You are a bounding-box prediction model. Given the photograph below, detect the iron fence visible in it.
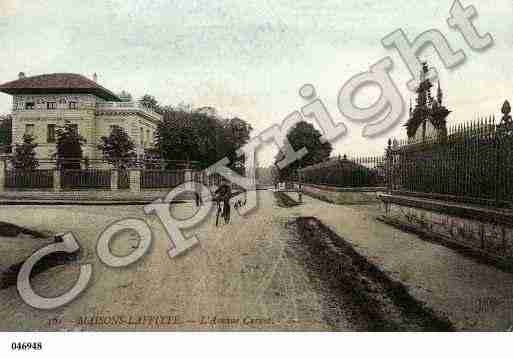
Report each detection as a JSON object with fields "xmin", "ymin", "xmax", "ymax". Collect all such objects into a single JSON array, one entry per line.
[
  {"xmin": 387, "ymin": 119, "xmax": 513, "ymax": 208},
  {"xmin": 141, "ymin": 170, "xmax": 186, "ymax": 189},
  {"xmin": 61, "ymin": 169, "xmax": 111, "ymax": 190},
  {"xmin": 5, "ymin": 170, "xmax": 53, "ymax": 189}
]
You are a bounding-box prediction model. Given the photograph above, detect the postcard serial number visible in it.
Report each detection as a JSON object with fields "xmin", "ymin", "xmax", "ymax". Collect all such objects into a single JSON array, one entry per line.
[{"xmin": 11, "ymin": 342, "xmax": 42, "ymax": 351}]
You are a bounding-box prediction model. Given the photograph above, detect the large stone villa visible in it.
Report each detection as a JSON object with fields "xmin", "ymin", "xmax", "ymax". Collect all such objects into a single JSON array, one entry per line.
[{"xmin": 0, "ymin": 72, "xmax": 162, "ymax": 167}]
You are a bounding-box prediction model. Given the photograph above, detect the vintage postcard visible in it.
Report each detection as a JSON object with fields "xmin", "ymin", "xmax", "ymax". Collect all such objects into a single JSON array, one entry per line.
[{"xmin": 0, "ymin": 0, "xmax": 512, "ymax": 353}]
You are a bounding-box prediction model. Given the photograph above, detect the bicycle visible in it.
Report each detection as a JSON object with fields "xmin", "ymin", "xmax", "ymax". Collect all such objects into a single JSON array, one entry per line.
[
  {"xmin": 214, "ymin": 197, "xmax": 230, "ymax": 226},
  {"xmin": 209, "ymin": 185, "xmax": 246, "ymax": 227}
]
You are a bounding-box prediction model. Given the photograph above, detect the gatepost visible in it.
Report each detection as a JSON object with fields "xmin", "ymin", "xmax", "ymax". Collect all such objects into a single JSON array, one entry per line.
[
  {"xmin": 0, "ymin": 159, "xmax": 5, "ymax": 191},
  {"xmin": 53, "ymin": 168, "xmax": 61, "ymax": 192},
  {"xmin": 129, "ymin": 168, "xmax": 141, "ymax": 193},
  {"xmin": 111, "ymin": 169, "xmax": 119, "ymax": 191},
  {"xmin": 184, "ymin": 161, "xmax": 193, "ymax": 193}
]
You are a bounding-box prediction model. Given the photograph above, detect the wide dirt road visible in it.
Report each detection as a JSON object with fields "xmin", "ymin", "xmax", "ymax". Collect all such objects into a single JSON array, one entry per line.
[
  {"xmin": 4, "ymin": 190, "xmax": 513, "ymax": 330},
  {"xmin": 0, "ymin": 191, "xmax": 345, "ymax": 331}
]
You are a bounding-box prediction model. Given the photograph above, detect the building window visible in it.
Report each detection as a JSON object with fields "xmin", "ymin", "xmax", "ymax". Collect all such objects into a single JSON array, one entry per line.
[
  {"xmin": 140, "ymin": 127, "xmax": 144, "ymax": 146},
  {"xmin": 69, "ymin": 124, "xmax": 78, "ymax": 136},
  {"xmin": 69, "ymin": 101, "xmax": 78, "ymax": 110},
  {"xmin": 47, "ymin": 102, "xmax": 57, "ymax": 110},
  {"xmin": 47, "ymin": 124, "xmax": 56, "ymax": 143},
  {"xmin": 25, "ymin": 102, "xmax": 35, "ymax": 110},
  {"xmin": 25, "ymin": 124, "xmax": 34, "ymax": 137},
  {"xmin": 146, "ymin": 129, "xmax": 150, "ymax": 146}
]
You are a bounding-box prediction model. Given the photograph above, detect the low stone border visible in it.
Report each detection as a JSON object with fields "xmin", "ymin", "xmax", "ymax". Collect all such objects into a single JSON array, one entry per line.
[
  {"xmin": 301, "ymin": 184, "xmax": 383, "ymax": 205},
  {"xmin": 300, "ymin": 183, "xmax": 385, "ymax": 193},
  {"xmin": 390, "ymin": 190, "xmax": 512, "ymax": 210},
  {"xmin": 379, "ymin": 193, "xmax": 513, "ymax": 271},
  {"xmin": 379, "ymin": 193, "xmax": 513, "ymax": 227},
  {"xmin": 377, "ymin": 216, "xmax": 513, "ymax": 274}
]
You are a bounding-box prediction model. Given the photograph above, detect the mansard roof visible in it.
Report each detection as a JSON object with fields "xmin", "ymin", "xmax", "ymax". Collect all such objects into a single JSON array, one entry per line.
[{"xmin": 0, "ymin": 73, "xmax": 121, "ymax": 101}]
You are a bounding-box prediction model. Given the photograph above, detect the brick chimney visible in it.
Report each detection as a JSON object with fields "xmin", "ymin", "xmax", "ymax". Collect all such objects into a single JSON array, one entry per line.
[
  {"xmin": 18, "ymin": 72, "xmax": 25, "ymax": 79},
  {"xmin": 93, "ymin": 73, "xmax": 98, "ymax": 83}
]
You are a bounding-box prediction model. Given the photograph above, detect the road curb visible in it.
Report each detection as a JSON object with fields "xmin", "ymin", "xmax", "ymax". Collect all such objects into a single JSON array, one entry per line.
[{"xmin": 0, "ymin": 200, "xmax": 190, "ymax": 206}]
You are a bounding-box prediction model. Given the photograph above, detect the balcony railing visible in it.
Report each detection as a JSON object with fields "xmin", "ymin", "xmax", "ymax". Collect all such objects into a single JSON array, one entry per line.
[
  {"xmin": 13, "ymin": 104, "xmax": 93, "ymax": 111},
  {"xmin": 96, "ymin": 101, "xmax": 161, "ymax": 118}
]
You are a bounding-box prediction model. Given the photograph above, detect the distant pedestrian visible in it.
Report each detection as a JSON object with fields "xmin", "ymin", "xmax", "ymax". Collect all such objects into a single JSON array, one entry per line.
[
  {"xmin": 193, "ymin": 182, "xmax": 203, "ymax": 207},
  {"xmin": 195, "ymin": 191, "xmax": 202, "ymax": 207}
]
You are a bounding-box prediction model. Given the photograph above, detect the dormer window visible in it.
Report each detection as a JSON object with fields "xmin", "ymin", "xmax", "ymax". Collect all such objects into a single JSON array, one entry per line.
[
  {"xmin": 47, "ymin": 102, "xmax": 57, "ymax": 110},
  {"xmin": 25, "ymin": 102, "xmax": 35, "ymax": 110}
]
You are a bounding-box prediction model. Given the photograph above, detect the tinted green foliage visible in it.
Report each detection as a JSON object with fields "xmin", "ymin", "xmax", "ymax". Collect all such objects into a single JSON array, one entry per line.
[
  {"xmin": 153, "ymin": 107, "xmax": 253, "ymax": 171},
  {"xmin": 0, "ymin": 115, "xmax": 12, "ymax": 152},
  {"xmin": 300, "ymin": 157, "xmax": 384, "ymax": 187},
  {"xmin": 10, "ymin": 134, "xmax": 39, "ymax": 170},
  {"xmin": 98, "ymin": 126, "xmax": 136, "ymax": 169},
  {"xmin": 56, "ymin": 123, "xmax": 85, "ymax": 170},
  {"xmin": 275, "ymin": 121, "xmax": 332, "ymax": 180},
  {"xmin": 140, "ymin": 94, "xmax": 162, "ymax": 114}
]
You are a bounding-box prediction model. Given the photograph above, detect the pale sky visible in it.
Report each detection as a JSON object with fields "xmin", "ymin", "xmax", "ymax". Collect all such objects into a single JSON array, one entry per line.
[{"xmin": 0, "ymin": 0, "xmax": 511, "ymax": 166}]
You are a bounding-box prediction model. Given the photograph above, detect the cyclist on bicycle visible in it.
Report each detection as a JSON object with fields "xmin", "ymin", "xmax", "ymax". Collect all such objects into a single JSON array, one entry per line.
[{"xmin": 214, "ymin": 179, "xmax": 232, "ymax": 224}]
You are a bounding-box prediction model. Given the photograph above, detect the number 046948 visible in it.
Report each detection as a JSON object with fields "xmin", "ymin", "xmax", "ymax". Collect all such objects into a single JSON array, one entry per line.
[{"xmin": 11, "ymin": 342, "xmax": 42, "ymax": 351}]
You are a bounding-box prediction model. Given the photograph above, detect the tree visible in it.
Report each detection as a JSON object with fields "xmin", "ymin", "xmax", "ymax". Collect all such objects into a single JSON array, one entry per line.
[
  {"xmin": 140, "ymin": 94, "xmax": 161, "ymax": 113},
  {"xmin": 0, "ymin": 115, "xmax": 12, "ymax": 153},
  {"xmin": 98, "ymin": 126, "xmax": 136, "ymax": 169},
  {"xmin": 11, "ymin": 134, "xmax": 39, "ymax": 170},
  {"xmin": 154, "ymin": 107, "xmax": 253, "ymax": 171},
  {"xmin": 218, "ymin": 117, "xmax": 253, "ymax": 175},
  {"xmin": 55, "ymin": 123, "xmax": 85, "ymax": 170},
  {"xmin": 142, "ymin": 147, "xmax": 161, "ymax": 169},
  {"xmin": 274, "ymin": 121, "xmax": 332, "ymax": 180}
]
